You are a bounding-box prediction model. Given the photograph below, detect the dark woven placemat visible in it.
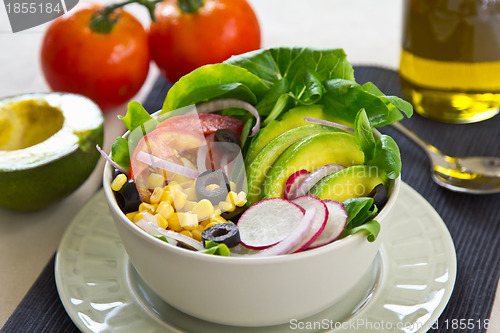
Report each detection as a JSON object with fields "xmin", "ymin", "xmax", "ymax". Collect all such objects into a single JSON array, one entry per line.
[{"xmin": 2, "ymin": 66, "xmax": 499, "ymax": 333}]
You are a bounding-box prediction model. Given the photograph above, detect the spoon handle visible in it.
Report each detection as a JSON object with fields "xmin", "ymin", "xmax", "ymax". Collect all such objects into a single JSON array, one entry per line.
[{"xmin": 390, "ymin": 122, "xmax": 441, "ymax": 156}]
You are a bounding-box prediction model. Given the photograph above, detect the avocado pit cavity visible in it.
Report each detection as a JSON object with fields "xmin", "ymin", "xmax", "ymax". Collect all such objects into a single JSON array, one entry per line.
[{"xmin": 0, "ymin": 99, "xmax": 64, "ymax": 151}]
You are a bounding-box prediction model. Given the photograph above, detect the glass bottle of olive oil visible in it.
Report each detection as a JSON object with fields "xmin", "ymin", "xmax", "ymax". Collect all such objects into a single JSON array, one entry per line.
[{"xmin": 399, "ymin": 0, "xmax": 500, "ymax": 123}]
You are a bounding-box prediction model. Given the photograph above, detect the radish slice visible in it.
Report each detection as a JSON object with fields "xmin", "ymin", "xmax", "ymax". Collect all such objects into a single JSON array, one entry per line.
[
  {"xmin": 308, "ymin": 200, "xmax": 348, "ymax": 249},
  {"xmin": 304, "ymin": 117, "xmax": 354, "ymax": 134},
  {"xmin": 284, "ymin": 169, "xmax": 310, "ymax": 200},
  {"xmin": 252, "ymin": 208, "xmax": 316, "ymax": 257},
  {"xmin": 196, "ymin": 99, "xmax": 261, "ymax": 137},
  {"xmin": 136, "ymin": 151, "xmax": 200, "ymax": 179},
  {"xmin": 289, "ymin": 196, "xmax": 328, "ymax": 253},
  {"xmin": 291, "ymin": 164, "xmax": 345, "ymax": 199},
  {"xmin": 136, "ymin": 219, "xmax": 205, "ymax": 251},
  {"xmin": 238, "ymin": 198, "xmax": 305, "ymax": 249}
]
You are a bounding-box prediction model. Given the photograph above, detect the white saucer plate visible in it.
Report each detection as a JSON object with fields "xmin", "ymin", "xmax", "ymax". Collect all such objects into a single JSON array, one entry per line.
[{"xmin": 55, "ymin": 182, "xmax": 456, "ymax": 333}]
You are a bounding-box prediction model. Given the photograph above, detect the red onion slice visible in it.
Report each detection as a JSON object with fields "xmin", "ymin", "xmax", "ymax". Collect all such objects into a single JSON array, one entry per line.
[
  {"xmin": 196, "ymin": 99, "xmax": 260, "ymax": 137},
  {"xmin": 304, "ymin": 117, "xmax": 354, "ymax": 134},
  {"xmin": 196, "ymin": 144, "xmax": 209, "ymax": 173},
  {"xmin": 136, "ymin": 219, "xmax": 205, "ymax": 251},
  {"xmin": 96, "ymin": 144, "xmax": 128, "ymax": 174},
  {"xmin": 136, "ymin": 151, "xmax": 199, "ymax": 179}
]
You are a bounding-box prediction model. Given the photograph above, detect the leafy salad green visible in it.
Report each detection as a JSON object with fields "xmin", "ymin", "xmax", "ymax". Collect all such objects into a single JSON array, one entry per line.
[{"xmin": 110, "ymin": 47, "xmax": 412, "ymax": 244}]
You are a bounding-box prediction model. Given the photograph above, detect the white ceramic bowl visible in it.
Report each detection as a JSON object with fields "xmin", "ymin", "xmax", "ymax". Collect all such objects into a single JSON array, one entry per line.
[{"xmin": 103, "ymin": 151, "xmax": 400, "ymax": 326}]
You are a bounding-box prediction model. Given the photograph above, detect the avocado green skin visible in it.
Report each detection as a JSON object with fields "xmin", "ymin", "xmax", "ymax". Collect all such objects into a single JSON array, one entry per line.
[
  {"xmin": 0, "ymin": 127, "xmax": 103, "ymax": 211},
  {"xmin": 262, "ymin": 132, "xmax": 364, "ymax": 199},
  {"xmin": 246, "ymin": 125, "xmax": 339, "ymax": 205},
  {"xmin": 309, "ymin": 165, "xmax": 387, "ymax": 203}
]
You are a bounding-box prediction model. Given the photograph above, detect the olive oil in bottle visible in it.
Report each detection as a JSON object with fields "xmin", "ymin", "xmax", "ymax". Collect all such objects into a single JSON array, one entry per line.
[{"xmin": 399, "ymin": 0, "xmax": 500, "ymax": 123}]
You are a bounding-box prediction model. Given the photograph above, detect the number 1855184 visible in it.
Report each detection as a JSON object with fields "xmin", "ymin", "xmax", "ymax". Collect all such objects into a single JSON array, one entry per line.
[{"xmin": 6, "ymin": 2, "xmax": 62, "ymax": 14}]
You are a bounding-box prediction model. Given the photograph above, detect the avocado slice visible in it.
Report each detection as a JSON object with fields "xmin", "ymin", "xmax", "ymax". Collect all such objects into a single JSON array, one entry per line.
[
  {"xmin": 262, "ymin": 132, "xmax": 364, "ymax": 199},
  {"xmin": 0, "ymin": 93, "xmax": 103, "ymax": 211},
  {"xmin": 246, "ymin": 124, "xmax": 340, "ymax": 204},
  {"xmin": 245, "ymin": 104, "xmax": 350, "ymax": 163},
  {"xmin": 309, "ymin": 165, "xmax": 387, "ymax": 202}
]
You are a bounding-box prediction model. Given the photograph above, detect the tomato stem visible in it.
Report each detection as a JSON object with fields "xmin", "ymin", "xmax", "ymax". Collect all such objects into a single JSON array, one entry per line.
[
  {"xmin": 89, "ymin": 0, "xmax": 162, "ymax": 33},
  {"xmin": 178, "ymin": 0, "xmax": 204, "ymax": 13}
]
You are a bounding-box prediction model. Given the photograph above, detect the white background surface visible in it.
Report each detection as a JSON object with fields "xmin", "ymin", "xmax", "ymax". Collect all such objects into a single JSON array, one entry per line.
[{"xmin": 0, "ymin": 0, "xmax": 498, "ymax": 331}]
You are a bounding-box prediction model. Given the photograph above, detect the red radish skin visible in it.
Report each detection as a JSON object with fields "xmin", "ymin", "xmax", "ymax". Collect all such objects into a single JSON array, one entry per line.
[
  {"xmin": 284, "ymin": 169, "xmax": 310, "ymax": 200},
  {"xmin": 252, "ymin": 208, "xmax": 317, "ymax": 257},
  {"xmin": 308, "ymin": 200, "xmax": 347, "ymax": 249},
  {"xmin": 291, "ymin": 164, "xmax": 345, "ymax": 199},
  {"xmin": 289, "ymin": 196, "xmax": 328, "ymax": 253},
  {"xmin": 238, "ymin": 198, "xmax": 305, "ymax": 249}
]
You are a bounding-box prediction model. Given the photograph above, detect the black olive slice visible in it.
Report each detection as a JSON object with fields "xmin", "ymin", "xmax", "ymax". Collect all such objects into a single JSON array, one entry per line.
[
  {"xmin": 195, "ymin": 169, "xmax": 230, "ymax": 205},
  {"xmin": 202, "ymin": 223, "xmax": 240, "ymax": 248},
  {"xmin": 214, "ymin": 129, "xmax": 241, "ymax": 155},
  {"xmin": 368, "ymin": 183, "xmax": 388, "ymax": 210},
  {"xmin": 114, "ymin": 179, "xmax": 142, "ymax": 213},
  {"xmin": 221, "ymin": 205, "xmax": 246, "ymax": 222}
]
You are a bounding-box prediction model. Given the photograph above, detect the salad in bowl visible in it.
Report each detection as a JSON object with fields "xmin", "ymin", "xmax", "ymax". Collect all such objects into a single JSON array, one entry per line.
[{"xmin": 101, "ymin": 47, "xmax": 412, "ymax": 326}]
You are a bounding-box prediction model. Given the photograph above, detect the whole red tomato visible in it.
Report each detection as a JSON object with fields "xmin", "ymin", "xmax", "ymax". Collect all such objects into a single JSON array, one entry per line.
[
  {"xmin": 149, "ymin": 0, "xmax": 261, "ymax": 83},
  {"xmin": 41, "ymin": 3, "xmax": 150, "ymax": 111}
]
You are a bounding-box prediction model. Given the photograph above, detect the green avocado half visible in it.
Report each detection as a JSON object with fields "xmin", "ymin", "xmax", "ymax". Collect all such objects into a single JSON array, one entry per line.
[
  {"xmin": 262, "ymin": 132, "xmax": 364, "ymax": 199},
  {"xmin": 0, "ymin": 93, "xmax": 104, "ymax": 211}
]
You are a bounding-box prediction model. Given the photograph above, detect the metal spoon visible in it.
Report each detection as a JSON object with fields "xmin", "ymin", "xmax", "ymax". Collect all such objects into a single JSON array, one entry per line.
[{"xmin": 390, "ymin": 121, "xmax": 500, "ymax": 194}]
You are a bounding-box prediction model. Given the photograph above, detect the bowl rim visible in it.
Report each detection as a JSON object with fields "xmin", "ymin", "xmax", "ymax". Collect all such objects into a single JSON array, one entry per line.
[{"xmin": 103, "ymin": 109, "xmax": 401, "ymax": 264}]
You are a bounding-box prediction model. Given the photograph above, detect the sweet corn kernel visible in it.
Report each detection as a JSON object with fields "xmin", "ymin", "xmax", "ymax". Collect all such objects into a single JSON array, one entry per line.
[
  {"xmin": 206, "ymin": 183, "xmax": 220, "ymax": 191},
  {"xmin": 160, "ymin": 189, "xmax": 174, "ymax": 205},
  {"xmin": 111, "ymin": 174, "xmax": 127, "ymax": 192},
  {"xmin": 200, "ymin": 218, "xmax": 212, "ymax": 227},
  {"xmin": 210, "ymin": 215, "xmax": 227, "ymax": 224},
  {"xmin": 183, "ymin": 186, "xmax": 197, "ymax": 201},
  {"xmin": 154, "ymin": 213, "xmax": 169, "ymax": 229},
  {"xmin": 139, "ymin": 202, "xmax": 156, "ymax": 214},
  {"xmin": 180, "ymin": 156, "xmax": 197, "ymax": 170},
  {"xmin": 167, "ymin": 181, "xmax": 182, "ymax": 192},
  {"xmin": 236, "ymin": 191, "xmax": 247, "ymax": 207},
  {"xmin": 168, "ymin": 213, "xmax": 183, "ymax": 232},
  {"xmin": 149, "ymin": 187, "xmax": 164, "ymax": 204},
  {"xmin": 213, "ymin": 206, "xmax": 221, "ymax": 217},
  {"xmin": 226, "ymin": 191, "xmax": 238, "ymax": 205},
  {"xmin": 204, "ymin": 221, "xmax": 219, "ymax": 230},
  {"xmin": 126, "ymin": 212, "xmax": 137, "ymax": 221},
  {"xmin": 192, "ymin": 227, "xmax": 203, "ymax": 242},
  {"xmin": 148, "ymin": 173, "xmax": 165, "ymax": 189},
  {"xmin": 181, "ymin": 180, "xmax": 195, "ymax": 189},
  {"xmin": 180, "ymin": 213, "xmax": 199, "ymax": 230},
  {"xmin": 182, "ymin": 200, "xmax": 197, "ymax": 212},
  {"xmin": 172, "ymin": 190, "xmax": 188, "ymax": 210},
  {"xmin": 157, "ymin": 202, "xmax": 174, "ymax": 219},
  {"xmin": 133, "ymin": 213, "xmax": 145, "ymax": 223},
  {"xmin": 218, "ymin": 200, "xmax": 235, "ymax": 213},
  {"xmin": 192, "ymin": 199, "xmax": 214, "ymax": 221},
  {"xmin": 230, "ymin": 181, "xmax": 237, "ymax": 192},
  {"xmin": 180, "ymin": 230, "xmax": 193, "ymax": 238}
]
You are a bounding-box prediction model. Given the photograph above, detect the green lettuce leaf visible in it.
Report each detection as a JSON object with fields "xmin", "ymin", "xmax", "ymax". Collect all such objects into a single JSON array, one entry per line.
[
  {"xmin": 162, "ymin": 63, "xmax": 269, "ymax": 112},
  {"xmin": 110, "ymin": 137, "xmax": 130, "ymax": 171},
  {"xmin": 354, "ymin": 109, "xmax": 376, "ymax": 162},
  {"xmin": 118, "ymin": 101, "xmax": 157, "ymax": 132},
  {"xmin": 201, "ymin": 241, "xmax": 230, "ymax": 256}
]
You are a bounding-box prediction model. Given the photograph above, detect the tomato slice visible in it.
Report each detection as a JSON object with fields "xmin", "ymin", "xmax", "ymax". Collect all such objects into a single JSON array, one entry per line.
[
  {"xmin": 157, "ymin": 113, "xmax": 244, "ymax": 137},
  {"xmin": 130, "ymin": 127, "xmax": 204, "ymax": 200}
]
